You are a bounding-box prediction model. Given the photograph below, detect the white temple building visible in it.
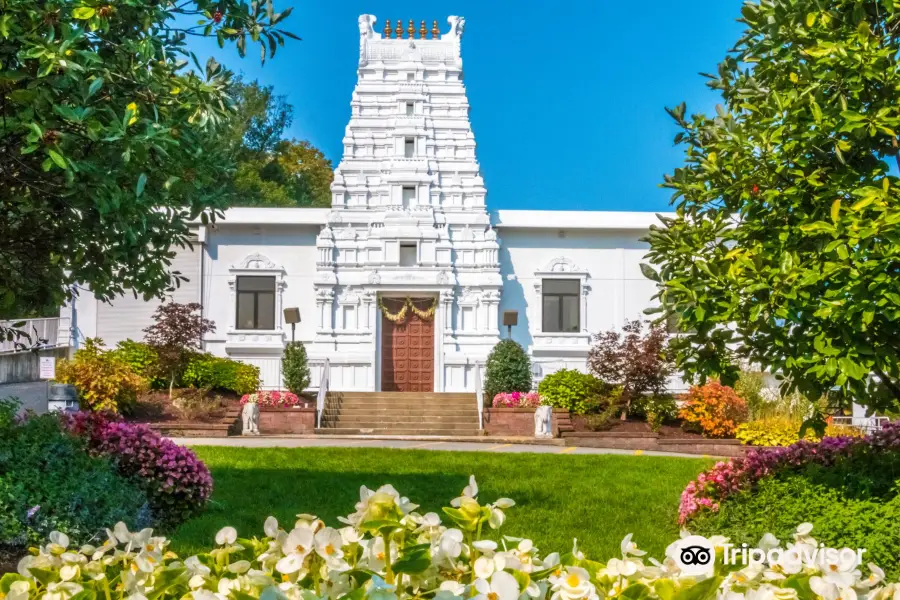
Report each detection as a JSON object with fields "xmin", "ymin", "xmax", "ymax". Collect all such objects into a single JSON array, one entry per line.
[{"xmin": 61, "ymin": 15, "xmax": 672, "ymax": 392}]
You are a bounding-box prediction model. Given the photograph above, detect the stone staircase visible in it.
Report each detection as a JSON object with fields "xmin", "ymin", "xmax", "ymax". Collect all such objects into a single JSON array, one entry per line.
[{"xmin": 317, "ymin": 392, "xmax": 482, "ymax": 436}]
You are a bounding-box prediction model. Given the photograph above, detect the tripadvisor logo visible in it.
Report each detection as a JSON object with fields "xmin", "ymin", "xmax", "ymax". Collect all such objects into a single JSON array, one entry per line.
[{"xmin": 671, "ymin": 535, "xmax": 715, "ymax": 576}]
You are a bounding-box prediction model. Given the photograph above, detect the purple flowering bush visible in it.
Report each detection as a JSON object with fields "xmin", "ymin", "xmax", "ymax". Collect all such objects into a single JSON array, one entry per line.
[
  {"xmin": 679, "ymin": 421, "xmax": 900, "ymax": 524},
  {"xmin": 491, "ymin": 391, "xmax": 541, "ymax": 408},
  {"xmin": 64, "ymin": 411, "xmax": 213, "ymax": 525}
]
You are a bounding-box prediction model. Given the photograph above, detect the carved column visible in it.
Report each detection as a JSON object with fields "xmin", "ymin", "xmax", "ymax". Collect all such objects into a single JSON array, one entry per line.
[
  {"xmin": 362, "ymin": 292, "xmax": 376, "ymax": 330},
  {"xmin": 441, "ymin": 290, "xmax": 454, "ymax": 334},
  {"xmin": 533, "ymin": 281, "xmax": 543, "ymax": 334},
  {"xmin": 581, "ymin": 284, "xmax": 591, "ymax": 333}
]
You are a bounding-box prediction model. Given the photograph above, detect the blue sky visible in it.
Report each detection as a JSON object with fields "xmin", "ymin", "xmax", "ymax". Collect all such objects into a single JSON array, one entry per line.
[{"xmin": 188, "ymin": 1, "xmax": 746, "ymax": 212}]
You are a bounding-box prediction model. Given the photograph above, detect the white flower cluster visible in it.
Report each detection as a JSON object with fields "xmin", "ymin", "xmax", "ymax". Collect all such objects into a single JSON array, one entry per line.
[{"xmin": 6, "ymin": 476, "xmax": 898, "ymax": 600}]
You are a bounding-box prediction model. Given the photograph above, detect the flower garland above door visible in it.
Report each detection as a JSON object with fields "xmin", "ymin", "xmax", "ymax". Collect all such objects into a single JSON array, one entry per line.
[{"xmin": 378, "ymin": 297, "xmax": 437, "ymax": 323}]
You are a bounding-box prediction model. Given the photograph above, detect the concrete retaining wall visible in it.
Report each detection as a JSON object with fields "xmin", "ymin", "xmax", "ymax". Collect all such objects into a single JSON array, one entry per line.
[{"xmin": 0, "ymin": 347, "xmax": 69, "ymax": 384}]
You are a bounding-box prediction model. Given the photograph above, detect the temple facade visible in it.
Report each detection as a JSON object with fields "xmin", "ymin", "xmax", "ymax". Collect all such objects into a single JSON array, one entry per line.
[{"xmin": 62, "ymin": 16, "xmax": 672, "ymax": 392}]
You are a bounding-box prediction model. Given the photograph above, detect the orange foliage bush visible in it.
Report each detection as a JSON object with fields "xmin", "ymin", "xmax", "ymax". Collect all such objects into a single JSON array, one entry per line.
[
  {"xmin": 56, "ymin": 338, "xmax": 148, "ymax": 413},
  {"xmin": 679, "ymin": 380, "xmax": 748, "ymax": 438}
]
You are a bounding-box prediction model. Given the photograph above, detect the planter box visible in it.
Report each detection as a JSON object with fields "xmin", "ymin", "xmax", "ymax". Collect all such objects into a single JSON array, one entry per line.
[
  {"xmin": 258, "ymin": 407, "xmax": 316, "ymax": 434},
  {"xmin": 483, "ymin": 408, "xmax": 568, "ymax": 437}
]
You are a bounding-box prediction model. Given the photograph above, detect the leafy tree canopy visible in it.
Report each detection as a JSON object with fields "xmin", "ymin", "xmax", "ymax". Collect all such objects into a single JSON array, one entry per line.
[
  {"xmin": 644, "ymin": 0, "xmax": 900, "ymax": 413},
  {"xmin": 0, "ymin": 0, "xmax": 296, "ymax": 328},
  {"xmin": 227, "ymin": 80, "xmax": 333, "ymax": 208}
]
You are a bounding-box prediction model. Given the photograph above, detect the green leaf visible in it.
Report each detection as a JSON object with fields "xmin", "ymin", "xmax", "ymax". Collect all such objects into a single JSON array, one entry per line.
[
  {"xmin": 0, "ymin": 574, "xmax": 27, "ymax": 593},
  {"xmin": 73, "ymin": 7, "xmax": 96, "ymax": 19},
  {"xmin": 806, "ymin": 12, "xmax": 816, "ymax": 27},
  {"xmin": 851, "ymin": 198, "xmax": 873, "ymax": 212},
  {"xmin": 136, "ymin": 173, "xmax": 147, "ymax": 197},
  {"xmin": 673, "ymin": 576, "xmax": 722, "ymax": 600},
  {"xmin": 640, "ymin": 263, "xmax": 660, "ymax": 282},
  {"xmin": 27, "ymin": 568, "xmax": 58, "ymax": 586},
  {"xmin": 48, "ymin": 149, "xmax": 67, "ymax": 169},
  {"xmin": 654, "ymin": 580, "xmax": 676, "ymax": 600},
  {"xmin": 830, "ymin": 199, "xmax": 841, "ymax": 222},
  {"xmin": 88, "ymin": 77, "xmax": 103, "ymax": 97},
  {"xmin": 621, "ymin": 584, "xmax": 652, "ymax": 600}
]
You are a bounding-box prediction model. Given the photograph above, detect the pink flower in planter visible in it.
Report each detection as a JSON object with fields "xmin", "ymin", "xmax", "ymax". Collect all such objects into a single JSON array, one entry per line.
[
  {"xmin": 492, "ymin": 392, "xmax": 541, "ymax": 409},
  {"xmin": 240, "ymin": 390, "xmax": 301, "ymax": 408}
]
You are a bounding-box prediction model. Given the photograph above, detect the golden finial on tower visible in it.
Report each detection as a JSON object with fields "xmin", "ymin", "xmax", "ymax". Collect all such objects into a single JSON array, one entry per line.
[
  {"xmin": 419, "ymin": 20, "xmax": 427, "ymax": 38},
  {"xmin": 383, "ymin": 18, "xmax": 392, "ymax": 37},
  {"xmin": 395, "ymin": 20, "xmax": 403, "ymax": 38},
  {"xmin": 407, "ymin": 19, "xmax": 415, "ymax": 38},
  {"xmin": 431, "ymin": 19, "xmax": 439, "ymax": 38}
]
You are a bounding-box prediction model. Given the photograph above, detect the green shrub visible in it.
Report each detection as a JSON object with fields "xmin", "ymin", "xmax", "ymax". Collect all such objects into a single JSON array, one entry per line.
[
  {"xmin": 0, "ymin": 399, "xmax": 147, "ymax": 547},
  {"xmin": 282, "ymin": 342, "xmax": 311, "ymax": 394},
  {"xmin": 181, "ymin": 353, "xmax": 260, "ymax": 395},
  {"xmin": 537, "ymin": 369, "xmax": 603, "ymax": 414},
  {"xmin": 54, "ymin": 338, "xmax": 148, "ymax": 413},
  {"xmin": 690, "ymin": 472, "xmax": 900, "ymax": 580},
  {"xmin": 483, "ymin": 339, "xmax": 532, "ymax": 400},
  {"xmin": 630, "ymin": 394, "xmax": 678, "ymax": 431},
  {"xmin": 112, "ymin": 339, "xmax": 165, "ymax": 389}
]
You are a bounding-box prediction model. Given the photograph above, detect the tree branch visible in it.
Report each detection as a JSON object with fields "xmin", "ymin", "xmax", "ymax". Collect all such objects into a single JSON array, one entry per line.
[{"xmin": 873, "ymin": 366, "xmax": 900, "ymax": 401}]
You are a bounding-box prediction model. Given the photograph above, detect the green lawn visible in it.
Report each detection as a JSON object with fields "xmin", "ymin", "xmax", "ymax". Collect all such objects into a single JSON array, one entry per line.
[{"xmin": 170, "ymin": 447, "xmax": 712, "ymax": 561}]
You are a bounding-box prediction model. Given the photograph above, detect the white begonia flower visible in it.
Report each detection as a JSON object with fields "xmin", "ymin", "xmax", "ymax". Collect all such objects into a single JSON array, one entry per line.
[
  {"xmin": 264, "ymin": 517, "xmax": 280, "ymax": 538},
  {"xmin": 215, "ymin": 527, "xmax": 238, "ymax": 545},
  {"xmin": 7, "ymin": 580, "xmax": 31, "ymax": 600},
  {"xmin": 184, "ymin": 555, "xmax": 211, "ymax": 576},
  {"xmin": 473, "ymin": 540, "xmax": 498, "ymax": 554},
  {"xmin": 758, "ymin": 533, "xmax": 781, "ymax": 552},
  {"xmin": 188, "ymin": 575, "xmax": 206, "ymax": 589},
  {"xmin": 276, "ymin": 527, "xmax": 315, "ymax": 574},
  {"xmin": 191, "ymin": 590, "xmax": 221, "ymax": 600},
  {"xmin": 228, "ymin": 560, "xmax": 251, "ymax": 574},
  {"xmin": 860, "ymin": 564, "xmax": 886, "ymax": 588},
  {"xmin": 620, "ymin": 533, "xmax": 647, "ymax": 558},
  {"xmin": 47, "ymin": 531, "xmax": 70, "ymax": 554},
  {"xmin": 550, "ymin": 567, "xmax": 597, "ymax": 600},
  {"xmin": 367, "ymin": 576, "xmax": 398, "ymax": 600},
  {"xmin": 605, "ymin": 557, "xmax": 639, "ymax": 578},
  {"xmin": 450, "ymin": 475, "xmax": 479, "ymax": 508},
  {"xmin": 811, "ymin": 577, "xmax": 858, "ymax": 600},
  {"xmin": 440, "ymin": 581, "xmax": 466, "ymax": 596},
  {"xmin": 821, "ymin": 550, "xmax": 861, "ymax": 588},
  {"xmin": 44, "ymin": 582, "xmax": 83, "ymax": 600},
  {"xmin": 438, "ymin": 529, "xmax": 464, "ymax": 559},
  {"xmin": 339, "ymin": 526, "xmax": 361, "ymax": 545},
  {"xmin": 315, "ymin": 527, "xmax": 344, "ymax": 561},
  {"xmin": 474, "ymin": 571, "xmax": 520, "ymax": 600},
  {"xmin": 125, "ymin": 594, "xmax": 148, "ymax": 600},
  {"xmin": 474, "ymin": 556, "xmax": 497, "ymax": 579},
  {"xmin": 795, "ymin": 523, "xmax": 814, "ymax": 536}
]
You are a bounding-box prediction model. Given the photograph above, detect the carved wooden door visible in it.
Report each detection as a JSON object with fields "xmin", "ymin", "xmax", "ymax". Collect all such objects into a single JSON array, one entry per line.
[{"xmin": 381, "ymin": 298, "xmax": 435, "ymax": 392}]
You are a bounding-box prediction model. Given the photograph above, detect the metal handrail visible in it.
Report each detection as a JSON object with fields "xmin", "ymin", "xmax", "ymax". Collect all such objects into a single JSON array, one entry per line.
[
  {"xmin": 474, "ymin": 362, "xmax": 484, "ymax": 430},
  {"xmin": 830, "ymin": 416, "xmax": 890, "ymax": 433},
  {"xmin": 316, "ymin": 359, "xmax": 330, "ymax": 428}
]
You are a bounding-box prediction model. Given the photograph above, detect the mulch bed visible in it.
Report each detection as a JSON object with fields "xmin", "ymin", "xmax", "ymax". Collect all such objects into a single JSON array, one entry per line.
[
  {"xmin": 127, "ymin": 389, "xmax": 242, "ymax": 424},
  {"xmin": 571, "ymin": 416, "xmax": 707, "ymax": 439},
  {"xmin": 0, "ymin": 544, "xmax": 24, "ymax": 575}
]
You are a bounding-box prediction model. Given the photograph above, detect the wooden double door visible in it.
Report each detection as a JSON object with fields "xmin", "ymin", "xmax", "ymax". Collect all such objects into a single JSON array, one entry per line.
[{"xmin": 381, "ymin": 298, "xmax": 435, "ymax": 392}]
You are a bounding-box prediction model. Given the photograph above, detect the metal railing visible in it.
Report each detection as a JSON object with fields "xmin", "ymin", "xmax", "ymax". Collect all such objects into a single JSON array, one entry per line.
[
  {"xmin": 474, "ymin": 362, "xmax": 483, "ymax": 430},
  {"xmin": 0, "ymin": 318, "xmax": 65, "ymax": 354},
  {"xmin": 316, "ymin": 359, "xmax": 330, "ymax": 429},
  {"xmin": 830, "ymin": 416, "xmax": 890, "ymax": 434}
]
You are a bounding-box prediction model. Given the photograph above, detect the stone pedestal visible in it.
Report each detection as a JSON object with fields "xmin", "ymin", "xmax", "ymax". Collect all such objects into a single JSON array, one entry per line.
[{"xmin": 241, "ymin": 403, "xmax": 260, "ymax": 436}]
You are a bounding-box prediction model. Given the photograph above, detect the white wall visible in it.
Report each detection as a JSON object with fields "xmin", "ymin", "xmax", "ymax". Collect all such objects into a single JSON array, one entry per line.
[
  {"xmin": 201, "ymin": 223, "xmax": 320, "ymax": 388},
  {"xmin": 498, "ymin": 227, "xmax": 659, "ymax": 380}
]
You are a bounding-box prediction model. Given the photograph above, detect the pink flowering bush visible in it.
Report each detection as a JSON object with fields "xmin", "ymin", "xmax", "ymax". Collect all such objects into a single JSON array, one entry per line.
[
  {"xmin": 63, "ymin": 411, "xmax": 213, "ymax": 524},
  {"xmin": 678, "ymin": 421, "xmax": 900, "ymax": 524},
  {"xmin": 492, "ymin": 391, "xmax": 540, "ymax": 408},
  {"xmin": 240, "ymin": 390, "xmax": 302, "ymax": 408}
]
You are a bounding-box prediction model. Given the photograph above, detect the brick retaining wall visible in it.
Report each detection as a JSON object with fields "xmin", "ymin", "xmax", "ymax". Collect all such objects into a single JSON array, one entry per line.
[
  {"xmin": 483, "ymin": 408, "xmax": 569, "ymax": 437},
  {"xmin": 258, "ymin": 407, "xmax": 316, "ymax": 434}
]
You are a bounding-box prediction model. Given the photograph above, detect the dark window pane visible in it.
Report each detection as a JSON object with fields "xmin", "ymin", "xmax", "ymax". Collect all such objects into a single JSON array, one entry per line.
[
  {"xmin": 237, "ymin": 292, "xmax": 256, "ymax": 329},
  {"xmin": 543, "ymin": 296, "xmax": 561, "ymax": 332},
  {"xmin": 237, "ymin": 276, "xmax": 276, "ymax": 292},
  {"xmin": 543, "ymin": 279, "xmax": 579, "ymax": 294},
  {"xmin": 256, "ymin": 293, "xmax": 276, "ymax": 330},
  {"xmin": 562, "ymin": 296, "xmax": 580, "ymax": 332}
]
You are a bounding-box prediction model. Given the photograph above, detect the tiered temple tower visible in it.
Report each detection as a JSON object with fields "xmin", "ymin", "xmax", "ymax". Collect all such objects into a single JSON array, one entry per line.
[{"xmin": 309, "ymin": 15, "xmax": 502, "ymax": 392}]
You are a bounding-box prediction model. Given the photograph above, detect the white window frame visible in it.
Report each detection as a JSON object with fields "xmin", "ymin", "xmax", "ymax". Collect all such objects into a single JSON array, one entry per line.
[
  {"xmin": 532, "ymin": 257, "xmax": 590, "ymax": 336},
  {"xmin": 227, "ymin": 253, "xmax": 286, "ymax": 333}
]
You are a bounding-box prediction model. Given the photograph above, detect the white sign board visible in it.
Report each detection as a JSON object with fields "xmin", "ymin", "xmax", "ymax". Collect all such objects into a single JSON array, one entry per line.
[{"xmin": 39, "ymin": 356, "xmax": 56, "ymax": 380}]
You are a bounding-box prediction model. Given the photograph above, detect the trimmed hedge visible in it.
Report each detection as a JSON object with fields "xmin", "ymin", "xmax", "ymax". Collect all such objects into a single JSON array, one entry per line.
[
  {"xmin": 483, "ymin": 339, "xmax": 532, "ymax": 401},
  {"xmin": 537, "ymin": 369, "xmax": 603, "ymax": 415},
  {"xmin": 181, "ymin": 352, "xmax": 260, "ymax": 395}
]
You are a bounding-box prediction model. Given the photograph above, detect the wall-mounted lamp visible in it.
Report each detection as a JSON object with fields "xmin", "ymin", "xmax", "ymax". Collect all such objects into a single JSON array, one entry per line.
[{"xmin": 283, "ymin": 307, "xmax": 301, "ymax": 343}]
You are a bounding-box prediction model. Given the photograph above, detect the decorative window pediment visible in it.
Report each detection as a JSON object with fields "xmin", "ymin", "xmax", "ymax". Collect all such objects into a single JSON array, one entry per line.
[{"xmin": 532, "ymin": 256, "xmax": 591, "ymax": 339}]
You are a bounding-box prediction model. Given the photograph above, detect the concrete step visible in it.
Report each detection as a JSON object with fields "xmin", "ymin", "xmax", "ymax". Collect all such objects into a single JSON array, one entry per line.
[
  {"xmin": 316, "ymin": 427, "xmax": 484, "ymax": 436},
  {"xmin": 324, "ymin": 408, "xmax": 479, "ymax": 416},
  {"xmin": 328, "ymin": 393, "xmax": 475, "ymax": 399},
  {"xmin": 325, "ymin": 420, "xmax": 478, "ymax": 429},
  {"xmin": 325, "ymin": 414, "xmax": 478, "ymax": 426},
  {"xmin": 327, "ymin": 401, "xmax": 477, "ymax": 409}
]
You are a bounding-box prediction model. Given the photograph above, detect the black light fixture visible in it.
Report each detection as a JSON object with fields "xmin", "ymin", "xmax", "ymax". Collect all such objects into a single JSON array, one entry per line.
[
  {"xmin": 502, "ymin": 310, "xmax": 518, "ymax": 338},
  {"xmin": 283, "ymin": 307, "xmax": 301, "ymax": 343}
]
